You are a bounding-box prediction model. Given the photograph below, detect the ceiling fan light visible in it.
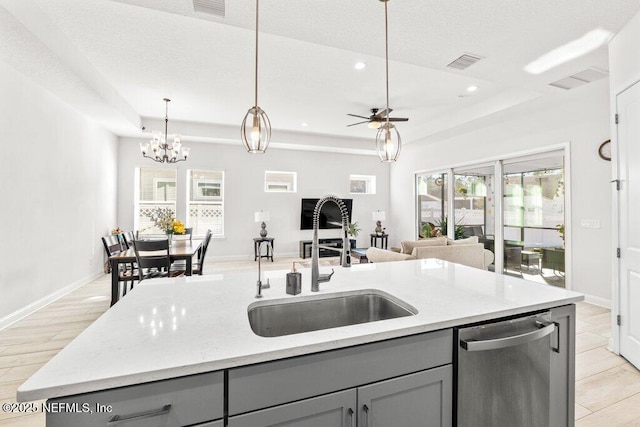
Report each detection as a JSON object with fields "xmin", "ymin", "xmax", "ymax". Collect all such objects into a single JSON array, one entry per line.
[
  {"xmin": 241, "ymin": 106, "xmax": 271, "ymax": 153},
  {"xmin": 368, "ymin": 120, "xmax": 381, "ymax": 129},
  {"xmin": 375, "ymin": 122, "xmax": 401, "ymax": 162}
]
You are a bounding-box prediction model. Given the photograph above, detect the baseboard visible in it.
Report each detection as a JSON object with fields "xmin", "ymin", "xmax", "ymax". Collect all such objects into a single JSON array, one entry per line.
[
  {"xmin": 583, "ymin": 294, "xmax": 611, "ymax": 309},
  {"xmin": 0, "ymin": 272, "xmax": 103, "ymax": 331}
]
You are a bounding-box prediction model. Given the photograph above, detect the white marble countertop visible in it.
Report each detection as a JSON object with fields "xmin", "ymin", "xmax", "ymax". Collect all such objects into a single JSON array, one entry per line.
[{"xmin": 18, "ymin": 259, "xmax": 583, "ymax": 401}]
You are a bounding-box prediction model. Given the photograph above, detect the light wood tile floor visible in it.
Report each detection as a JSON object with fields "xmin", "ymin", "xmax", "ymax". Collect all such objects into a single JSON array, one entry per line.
[{"xmin": 0, "ymin": 256, "xmax": 638, "ymax": 426}]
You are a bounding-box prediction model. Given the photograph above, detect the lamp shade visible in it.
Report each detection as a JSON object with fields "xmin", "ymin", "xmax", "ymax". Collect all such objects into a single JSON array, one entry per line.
[
  {"xmin": 255, "ymin": 211, "xmax": 270, "ymax": 222},
  {"xmin": 372, "ymin": 210, "xmax": 386, "ymax": 221}
]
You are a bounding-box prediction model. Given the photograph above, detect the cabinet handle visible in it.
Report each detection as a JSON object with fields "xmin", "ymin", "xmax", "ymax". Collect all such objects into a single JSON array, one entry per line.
[
  {"xmin": 552, "ymin": 321, "xmax": 560, "ymax": 353},
  {"xmin": 107, "ymin": 404, "xmax": 171, "ymax": 425},
  {"xmin": 347, "ymin": 408, "xmax": 354, "ymax": 427},
  {"xmin": 363, "ymin": 404, "xmax": 369, "ymax": 427}
]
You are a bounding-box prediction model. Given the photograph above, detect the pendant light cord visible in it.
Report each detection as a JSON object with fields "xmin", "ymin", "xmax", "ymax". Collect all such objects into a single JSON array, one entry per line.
[
  {"xmin": 164, "ymin": 98, "xmax": 169, "ymax": 146},
  {"xmin": 384, "ymin": 0, "xmax": 390, "ymax": 127},
  {"xmin": 254, "ymin": 0, "xmax": 259, "ymax": 108}
]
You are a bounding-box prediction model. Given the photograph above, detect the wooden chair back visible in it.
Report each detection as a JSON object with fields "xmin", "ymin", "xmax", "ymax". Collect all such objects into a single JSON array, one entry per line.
[
  {"xmin": 121, "ymin": 231, "xmax": 136, "ymax": 249},
  {"xmin": 102, "ymin": 235, "xmax": 124, "ymax": 257},
  {"xmin": 196, "ymin": 229, "xmax": 213, "ymax": 274},
  {"xmin": 133, "ymin": 239, "xmax": 171, "ymax": 281}
]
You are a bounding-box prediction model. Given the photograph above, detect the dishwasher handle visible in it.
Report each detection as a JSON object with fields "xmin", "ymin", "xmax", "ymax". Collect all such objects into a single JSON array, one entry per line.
[{"xmin": 460, "ymin": 321, "xmax": 555, "ymax": 352}]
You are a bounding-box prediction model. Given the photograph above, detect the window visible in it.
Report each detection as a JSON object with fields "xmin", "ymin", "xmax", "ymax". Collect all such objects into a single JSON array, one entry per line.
[
  {"xmin": 136, "ymin": 168, "xmax": 177, "ymax": 234},
  {"xmin": 349, "ymin": 175, "xmax": 376, "ymax": 194},
  {"xmin": 264, "ymin": 171, "xmax": 297, "ymax": 192},
  {"xmin": 188, "ymin": 170, "xmax": 225, "ymax": 237}
]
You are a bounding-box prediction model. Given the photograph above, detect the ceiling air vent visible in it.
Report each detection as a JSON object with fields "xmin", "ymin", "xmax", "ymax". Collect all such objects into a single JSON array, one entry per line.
[
  {"xmin": 549, "ymin": 67, "xmax": 608, "ymax": 90},
  {"xmin": 446, "ymin": 53, "xmax": 484, "ymax": 70},
  {"xmin": 193, "ymin": 0, "xmax": 225, "ymax": 17}
]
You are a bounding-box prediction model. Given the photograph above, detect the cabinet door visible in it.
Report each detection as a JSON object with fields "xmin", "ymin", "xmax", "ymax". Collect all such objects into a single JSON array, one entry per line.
[
  {"xmin": 358, "ymin": 365, "xmax": 452, "ymax": 427},
  {"xmin": 228, "ymin": 389, "xmax": 356, "ymax": 427},
  {"xmin": 549, "ymin": 304, "xmax": 576, "ymax": 426}
]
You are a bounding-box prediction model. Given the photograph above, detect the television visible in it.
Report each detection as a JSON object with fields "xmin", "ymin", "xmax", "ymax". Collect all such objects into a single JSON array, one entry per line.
[{"xmin": 300, "ymin": 198, "xmax": 353, "ymax": 230}]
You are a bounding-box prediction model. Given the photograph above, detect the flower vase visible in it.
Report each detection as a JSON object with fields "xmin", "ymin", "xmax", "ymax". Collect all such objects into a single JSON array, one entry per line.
[{"xmin": 166, "ymin": 233, "xmax": 173, "ymax": 247}]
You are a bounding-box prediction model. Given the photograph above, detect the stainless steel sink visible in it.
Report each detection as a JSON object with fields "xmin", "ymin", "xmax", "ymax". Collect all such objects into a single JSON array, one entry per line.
[{"xmin": 248, "ymin": 290, "xmax": 418, "ymax": 337}]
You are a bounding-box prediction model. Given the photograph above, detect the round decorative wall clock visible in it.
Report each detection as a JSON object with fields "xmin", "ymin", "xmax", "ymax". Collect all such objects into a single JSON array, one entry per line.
[{"xmin": 598, "ymin": 139, "xmax": 611, "ymax": 161}]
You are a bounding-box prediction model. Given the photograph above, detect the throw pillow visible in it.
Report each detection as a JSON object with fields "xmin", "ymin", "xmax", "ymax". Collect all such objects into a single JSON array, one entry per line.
[
  {"xmin": 447, "ymin": 236, "xmax": 480, "ymax": 245},
  {"xmin": 401, "ymin": 237, "xmax": 447, "ymax": 254}
]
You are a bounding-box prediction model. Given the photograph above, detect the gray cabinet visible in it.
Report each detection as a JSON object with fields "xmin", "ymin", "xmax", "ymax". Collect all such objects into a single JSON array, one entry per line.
[
  {"xmin": 228, "ymin": 366, "xmax": 452, "ymax": 427},
  {"xmin": 358, "ymin": 366, "xmax": 452, "ymax": 427},
  {"xmin": 549, "ymin": 304, "xmax": 576, "ymax": 426},
  {"xmin": 228, "ymin": 389, "xmax": 356, "ymax": 427},
  {"xmin": 229, "ymin": 329, "xmax": 452, "ymax": 416},
  {"xmin": 46, "ymin": 372, "xmax": 224, "ymax": 427}
]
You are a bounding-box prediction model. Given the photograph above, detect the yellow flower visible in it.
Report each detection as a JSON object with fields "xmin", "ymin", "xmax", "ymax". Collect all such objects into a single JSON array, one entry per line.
[{"xmin": 173, "ymin": 220, "xmax": 185, "ymax": 234}]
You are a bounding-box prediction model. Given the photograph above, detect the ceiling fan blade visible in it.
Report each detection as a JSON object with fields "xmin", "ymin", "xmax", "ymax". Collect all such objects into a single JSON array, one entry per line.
[
  {"xmin": 387, "ymin": 117, "xmax": 409, "ymax": 122},
  {"xmin": 347, "ymin": 114, "xmax": 370, "ymax": 120},
  {"xmin": 376, "ymin": 108, "xmax": 393, "ymax": 118},
  {"xmin": 347, "ymin": 121, "xmax": 369, "ymax": 127}
]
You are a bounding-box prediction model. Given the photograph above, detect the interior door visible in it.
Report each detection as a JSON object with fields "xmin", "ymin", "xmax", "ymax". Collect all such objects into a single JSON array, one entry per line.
[{"xmin": 617, "ymin": 80, "xmax": 640, "ymax": 369}]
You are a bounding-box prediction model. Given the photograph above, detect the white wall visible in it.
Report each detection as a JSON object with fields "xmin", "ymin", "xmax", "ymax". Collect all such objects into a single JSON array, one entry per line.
[
  {"xmin": 117, "ymin": 139, "xmax": 390, "ymax": 258},
  {"xmin": 389, "ymin": 81, "xmax": 613, "ymax": 302},
  {"xmin": 0, "ymin": 59, "xmax": 118, "ymax": 322}
]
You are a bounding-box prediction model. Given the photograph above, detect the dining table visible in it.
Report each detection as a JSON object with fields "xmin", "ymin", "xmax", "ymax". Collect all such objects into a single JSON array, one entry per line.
[{"xmin": 109, "ymin": 239, "xmax": 203, "ymax": 306}]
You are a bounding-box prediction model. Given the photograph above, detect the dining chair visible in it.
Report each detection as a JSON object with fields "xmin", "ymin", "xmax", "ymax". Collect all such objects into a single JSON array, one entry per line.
[
  {"xmin": 102, "ymin": 235, "xmax": 124, "ymax": 259},
  {"xmin": 121, "ymin": 231, "xmax": 136, "ymax": 249},
  {"xmin": 192, "ymin": 229, "xmax": 212, "ymax": 275},
  {"xmin": 173, "ymin": 227, "xmax": 193, "ymax": 242},
  {"xmin": 172, "ymin": 229, "xmax": 212, "ymax": 275},
  {"xmin": 133, "ymin": 239, "xmax": 174, "ymax": 282},
  {"xmin": 102, "ymin": 235, "xmax": 138, "ymax": 297}
]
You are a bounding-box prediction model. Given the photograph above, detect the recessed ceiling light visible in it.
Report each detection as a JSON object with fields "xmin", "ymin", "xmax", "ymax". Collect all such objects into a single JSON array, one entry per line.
[
  {"xmin": 467, "ymin": 85, "xmax": 478, "ymax": 92},
  {"xmin": 354, "ymin": 62, "xmax": 367, "ymax": 70},
  {"xmin": 301, "ymin": 122, "xmax": 308, "ymax": 127}
]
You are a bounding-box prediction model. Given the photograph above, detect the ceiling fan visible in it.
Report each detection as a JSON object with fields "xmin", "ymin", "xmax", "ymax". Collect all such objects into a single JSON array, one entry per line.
[{"xmin": 347, "ymin": 108, "xmax": 409, "ymax": 129}]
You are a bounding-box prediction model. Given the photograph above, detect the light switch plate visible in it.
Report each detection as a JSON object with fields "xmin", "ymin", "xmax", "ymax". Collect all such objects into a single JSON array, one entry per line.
[{"xmin": 580, "ymin": 219, "xmax": 600, "ymax": 229}]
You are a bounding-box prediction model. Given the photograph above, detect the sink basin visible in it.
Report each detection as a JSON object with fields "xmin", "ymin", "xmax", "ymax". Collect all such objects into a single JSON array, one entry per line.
[{"xmin": 248, "ymin": 290, "xmax": 418, "ymax": 337}]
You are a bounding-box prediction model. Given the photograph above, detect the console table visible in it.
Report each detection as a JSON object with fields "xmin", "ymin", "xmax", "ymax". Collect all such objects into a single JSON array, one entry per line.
[
  {"xmin": 370, "ymin": 233, "xmax": 389, "ymax": 249},
  {"xmin": 254, "ymin": 237, "xmax": 274, "ymax": 262},
  {"xmin": 299, "ymin": 238, "xmax": 344, "ymax": 259}
]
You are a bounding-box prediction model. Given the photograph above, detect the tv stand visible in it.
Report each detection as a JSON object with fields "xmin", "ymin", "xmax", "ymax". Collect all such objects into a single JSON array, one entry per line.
[{"xmin": 299, "ymin": 238, "xmax": 344, "ymax": 259}]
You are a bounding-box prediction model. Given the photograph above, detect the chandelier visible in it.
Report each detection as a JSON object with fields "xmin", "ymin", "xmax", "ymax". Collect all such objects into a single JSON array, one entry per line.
[
  {"xmin": 140, "ymin": 98, "xmax": 190, "ymax": 163},
  {"xmin": 241, "ymin": 0, "xmax": 271, "ymax": 153},
  {"xmin": 375, "ymin": 0, "xmax": 402, "ymax": 162}
]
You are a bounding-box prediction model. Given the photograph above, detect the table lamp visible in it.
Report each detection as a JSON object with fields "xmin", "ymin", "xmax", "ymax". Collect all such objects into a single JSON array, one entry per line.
[
  {"xmin": 372, "ymin": 210, "xmax": 386, "ymax": 234},
  {"xmin": 255, "ymin": 211, "xmax": 270, "ymax": 238}
]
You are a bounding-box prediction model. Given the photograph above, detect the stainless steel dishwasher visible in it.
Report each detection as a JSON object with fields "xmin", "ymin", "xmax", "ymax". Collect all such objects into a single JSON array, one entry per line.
[{"xmin": 456, "ymin": 312, "xmax": 558, "ymax": 427}]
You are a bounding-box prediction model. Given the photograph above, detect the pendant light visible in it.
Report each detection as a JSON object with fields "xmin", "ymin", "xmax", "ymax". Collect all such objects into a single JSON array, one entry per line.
[
  {"xmin": 375, "ymin": 0, "xmax": 402, "ymax": 162},
  {"xmin": 241, "ymin": 0, "xmax": 271, "ymax": 153}
]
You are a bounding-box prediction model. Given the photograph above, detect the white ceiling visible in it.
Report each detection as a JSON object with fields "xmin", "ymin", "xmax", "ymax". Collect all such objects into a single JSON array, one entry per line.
[{"xmin": 1, "ymin": 0, "xmax": 639, "ymax": 151}]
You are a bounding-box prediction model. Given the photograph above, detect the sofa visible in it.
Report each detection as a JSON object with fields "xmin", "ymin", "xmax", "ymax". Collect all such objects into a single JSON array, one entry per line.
[{"xmin": 366, "ymin": 236, "xmax": 494, "ymax": 270}]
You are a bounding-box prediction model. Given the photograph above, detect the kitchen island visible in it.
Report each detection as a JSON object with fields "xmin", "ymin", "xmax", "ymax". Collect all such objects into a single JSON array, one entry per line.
[{"xmin": 18, "ymin": 259, "xmax": 583, "ymax": 426}]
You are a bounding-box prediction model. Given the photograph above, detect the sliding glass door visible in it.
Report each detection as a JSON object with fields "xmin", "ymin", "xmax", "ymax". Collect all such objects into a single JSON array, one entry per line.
[
  {"xmin": 503, "ymin": 154, "xmax": 565, "ymax": 286},
  {"xmin": 415, "ymin": 148, "xmax": 567, "ymax": 288}
]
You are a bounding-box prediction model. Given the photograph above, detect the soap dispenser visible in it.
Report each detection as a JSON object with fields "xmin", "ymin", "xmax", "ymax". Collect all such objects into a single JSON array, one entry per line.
[{"xmin": 286, "ymin": 262, "xmax": 302, "ymax": 295}]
